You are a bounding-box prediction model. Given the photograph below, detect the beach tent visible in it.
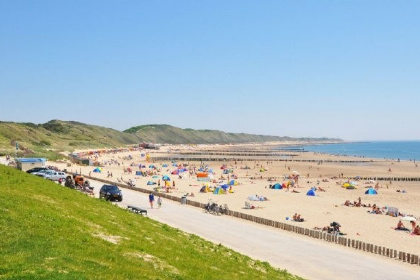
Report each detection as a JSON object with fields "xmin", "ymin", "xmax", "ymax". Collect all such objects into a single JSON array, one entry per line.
[
  {"xmin": 220, "ymin": 184, "xmax": 229, "ymax": 190},
  {"xmin": 229, "ymin": 180, "xmax": 239, "ymax": 186},
  {"xmin": 342, "ymin": 183, "xmax": 356, "ymax": 189},
  {"xmin": 197, "ymin": 173, "xmax": 208, "ymax": 178},
  {"xmin": 152, "ymin": 175, "xmax": 159, "ymax": 179},
  {"xmin": 147, "ymin": 181, "xmax": 155, "ymax": 185},
  {"xmin": 93, "ymin": 167, "xmax": 102, "ymax": 173},
  {"xmin": 162, "ymin": 175, "xmax": 171, "ymax": 181},
  {"xmin": 136, "ymin": 171, "xmax": 142, "ymax": 175},
  {"xmin": 149, "ymin": 165, "xmax": 155, "ymax": 168},
  {"xmin": 171, "ymin": 170, "xmax": 179, "ymax": 175},
  {"xmin": 386, "ymin": 206, "xmax": 399, "ymax": 217},
  {"xmin": 365, "ymin": 188, "xmax": 378, "ymax": 195},
  {"xmin": 273, "ymin": 183, "xmax": 282, "ymax": 189},
  {"xmin": 213, "ymin": 187, "xmax": 225, "ymax": 195},
  {"xmin": 306, "ymin": 189, "xmax": 316, "ymax": 196},
  {"xmin": 162, "ymin": 164, "xmax": 168, "ymax": 167}
]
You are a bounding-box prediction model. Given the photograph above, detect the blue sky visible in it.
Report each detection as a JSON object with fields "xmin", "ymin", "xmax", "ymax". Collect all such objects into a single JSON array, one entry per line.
[{"xmin": 1, "ymin": 1, "xmax": 419, "ymax": 141}]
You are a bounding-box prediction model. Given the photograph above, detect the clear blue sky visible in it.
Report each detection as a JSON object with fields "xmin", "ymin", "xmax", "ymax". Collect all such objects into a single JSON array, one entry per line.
[{"xmin": 1, "ymin": 1, "xmax": 419, "ymax": 141}]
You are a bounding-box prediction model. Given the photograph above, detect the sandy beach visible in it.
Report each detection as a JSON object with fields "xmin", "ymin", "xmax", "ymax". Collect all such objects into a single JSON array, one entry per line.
[{"xmin": 36, "ymin": 143, "xmax": 420, "ymax": 256}]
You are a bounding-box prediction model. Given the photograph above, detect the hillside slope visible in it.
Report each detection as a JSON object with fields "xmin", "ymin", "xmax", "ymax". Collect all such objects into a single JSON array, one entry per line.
[
  {"xmin": 0, "ymin": 164, "xmax": 301, "ymax": 280},
  {"xmin": 0, "ymin": 120, "xmax": 342, "ymax": 157},
  {"xmin": 124, "ymin": 124, "xmax": 340, "ymax": 144},
  {"xmin": 0, "ymin": 120, "xmax": 139, "ymax": 157}
]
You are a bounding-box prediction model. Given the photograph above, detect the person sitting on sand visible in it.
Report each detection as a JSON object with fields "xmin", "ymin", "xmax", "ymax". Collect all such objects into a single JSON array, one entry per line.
[
  {"xmin": 410, "ymin": 220, "xmax": 417, "ymax": 232},
  {"xmin": 395, "ymin": 220, "xmax": 409, "ymax": 231},
  {"xmin": 292, "ymin": 213, "xmax": 298, "ymax": 221},
  {"xmin": 296, "ymin": 214, "xmax": 304, "ymax": 222},
  {"xmin": 413, "ymin": 225, "xmax": 420, "ymax": 235},
  {"xmin": 344, "ymin": 200, "xmax": 352, "ymax": 206}
]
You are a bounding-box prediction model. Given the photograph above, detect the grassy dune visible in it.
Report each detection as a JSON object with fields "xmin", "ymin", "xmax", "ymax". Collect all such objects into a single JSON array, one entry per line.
[
  {"xmin": 0, "ymin": 165, "xmax": 303, "ymax": 280},
  {"xmin": 0, "ymin": 120, "xmax": 341, "ymax": 158}
]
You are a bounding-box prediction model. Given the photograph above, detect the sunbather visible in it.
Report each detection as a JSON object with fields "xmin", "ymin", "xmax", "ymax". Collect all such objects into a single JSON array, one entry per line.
[
  {"xmin": 395, "ymin": 220, "xmax": 409, "ymax": 231},
  {"xmin": 413, "ymin": 225, "xmax": 420, "ymax": 235}
]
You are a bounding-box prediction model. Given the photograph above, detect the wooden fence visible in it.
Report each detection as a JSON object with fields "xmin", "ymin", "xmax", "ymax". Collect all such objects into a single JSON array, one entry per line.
[{"xmin": 85, "ymin": 175, "xmax": 420, "ymax": 266}]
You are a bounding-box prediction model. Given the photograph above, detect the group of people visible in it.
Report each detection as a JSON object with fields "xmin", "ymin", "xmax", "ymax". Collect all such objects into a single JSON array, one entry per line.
[
  {"xmin": 343, "ymin": 197, "xmax": 372, "ymax": 208},
  {"xmin": 148, "ymin": 192, "xmax": 162, "ymax": 209},
  {"xmin": 395, "ymin": 219, "xmax": 419, "ymax": 235},
  {"xmin": 292, "ymin": 213, "xmax": 304, "ymax": 222}
]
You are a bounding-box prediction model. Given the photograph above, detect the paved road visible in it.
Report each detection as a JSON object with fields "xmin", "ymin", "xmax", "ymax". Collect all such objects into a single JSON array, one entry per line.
[{"xmin": 85, "ymin": 181, "xmax": 420, "ymax": 280}]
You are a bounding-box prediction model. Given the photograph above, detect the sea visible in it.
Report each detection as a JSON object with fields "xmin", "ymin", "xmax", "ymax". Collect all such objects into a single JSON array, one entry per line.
[{"xmin": 279, "ymin": 141, "xmax": 420, "ymax": 161}]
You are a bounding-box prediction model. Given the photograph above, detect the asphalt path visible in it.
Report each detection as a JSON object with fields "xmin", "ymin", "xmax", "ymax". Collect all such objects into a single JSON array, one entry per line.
[{"xmin": 80, "ymin": 180, "xmax": 420, "ymax": 280}]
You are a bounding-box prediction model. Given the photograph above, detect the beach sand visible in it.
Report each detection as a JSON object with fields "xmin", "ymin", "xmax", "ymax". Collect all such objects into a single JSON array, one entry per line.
[{"xmin": 49, "ymin": 143, "xmax": 420, "ymax": 256}]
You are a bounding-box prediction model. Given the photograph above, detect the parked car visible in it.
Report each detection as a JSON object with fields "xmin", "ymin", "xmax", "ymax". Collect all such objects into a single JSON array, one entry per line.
[
  {"xmin": 99, "ymin": 185, "xmax": 123, "ymax": 202},
  {"xmin": 32, "ymin": 169, "xmax": 51, "ymax": 177},
  {"xmin": 44, "ymin": 171, "xmax": 67, "ymax": 182},
  {"xmin": 26, "ymin": 167, "xmax": 48, "ymax": 174}
]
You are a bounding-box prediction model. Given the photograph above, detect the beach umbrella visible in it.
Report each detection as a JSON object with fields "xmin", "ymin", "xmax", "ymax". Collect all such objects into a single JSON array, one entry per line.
[
  {"xmin": 149, "ymin": 165, "xmax": 155, "ymax": 168},
  {"xmin": 162, "ymin": 175, "xmax": 171, "ymax": 181},
  {"xmin": 401, "ymin": 216, "xmax": 416, "ymax": 222}
]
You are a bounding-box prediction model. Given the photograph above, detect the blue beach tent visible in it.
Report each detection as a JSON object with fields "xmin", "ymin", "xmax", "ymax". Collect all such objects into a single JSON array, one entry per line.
[
  {"xmin": 365, "ymin": 188, "xmax": 378, "ymax": 195},
  {"xmin": 273, "ymin": 183, "xmax": 282, "ymax": 189},
  {"xmin": 220, "ymin": 184, "xmax": 229, "ymax": 190},
  {"xmin": 306, "ymin": 189, "xmax": 316, "ymax": 196}
]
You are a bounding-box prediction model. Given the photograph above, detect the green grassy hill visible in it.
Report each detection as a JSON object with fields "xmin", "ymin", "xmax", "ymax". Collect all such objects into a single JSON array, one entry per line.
[
  {"xmin": 0, "ymin": 120, "xmax": 342, "ymax": 158},
  {"xmin": 0, "ymin": 164, "xmax": 303, "ymax": 280},
  {"xmin": 124, "ymin": 124, "xmax": 340, "ymax": 144},
  {"xmin": 0, "ymin": 120, "xmax": 139, "ymax": 159}
]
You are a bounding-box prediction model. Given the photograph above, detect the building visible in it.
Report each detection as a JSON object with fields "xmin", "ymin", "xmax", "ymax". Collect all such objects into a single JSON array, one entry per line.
[{"xmin": 15, "ymin": 158, "xmax": 47, "ymax": 172}]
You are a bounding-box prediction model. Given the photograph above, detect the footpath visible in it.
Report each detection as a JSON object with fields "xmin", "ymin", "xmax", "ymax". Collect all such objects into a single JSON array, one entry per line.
[{"xmin": 93, "ymin": 181, "xmax": 420, "ymax": 280}]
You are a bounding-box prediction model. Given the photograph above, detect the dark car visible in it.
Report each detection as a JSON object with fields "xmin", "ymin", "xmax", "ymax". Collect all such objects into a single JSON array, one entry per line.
[
  {"xmin": 99, "ymin": 185, "xmax": 123, "ymax": 202},
  {"xmin": 26, "ymin": 167, "xmax": 49, "ymax": 174}
]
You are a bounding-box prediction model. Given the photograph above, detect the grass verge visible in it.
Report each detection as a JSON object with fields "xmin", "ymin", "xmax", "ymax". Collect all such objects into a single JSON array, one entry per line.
[{"xmin": 0, "ymin": 165, "xmax": 304, "ymax": 280}]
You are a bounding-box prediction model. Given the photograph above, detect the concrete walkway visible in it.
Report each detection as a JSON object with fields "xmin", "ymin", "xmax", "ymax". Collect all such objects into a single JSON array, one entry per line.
[{"xmin": 102, "ymin": 184, "xmax": 420, "ymax": 280}]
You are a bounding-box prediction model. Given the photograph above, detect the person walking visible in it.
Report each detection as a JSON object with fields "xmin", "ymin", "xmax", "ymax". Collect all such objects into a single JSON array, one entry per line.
[
  {"xmin": 149, "ymin": 192, "xmax": 155, "ymax": 209},
  {"xmin": 157, "ymin": 196, "xmax": 162, "ymax": 208}
]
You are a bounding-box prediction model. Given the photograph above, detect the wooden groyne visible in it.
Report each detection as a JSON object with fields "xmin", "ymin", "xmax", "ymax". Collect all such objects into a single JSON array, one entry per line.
[
  {"xmin": 151, "ymin": 156, "xmax": 373, "ymax": 164},
  {"xmin": 83, "ymin": 175, "xmax": 420, "ymax": 267},
  {"xmin": 346, "ymin": 176, "xmax": 420, "ymax": 182}
]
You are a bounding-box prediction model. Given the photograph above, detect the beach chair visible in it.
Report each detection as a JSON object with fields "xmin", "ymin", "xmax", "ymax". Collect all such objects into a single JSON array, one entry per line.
[{"xmin": 245, "ymin": 201, "xmax": 252, "ymax": 209}]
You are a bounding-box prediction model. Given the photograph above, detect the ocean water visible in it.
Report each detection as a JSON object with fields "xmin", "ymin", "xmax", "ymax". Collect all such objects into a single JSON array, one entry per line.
[{"xmin": 283, "ymin": 141, "xmax": 420, "ymax": 161}]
